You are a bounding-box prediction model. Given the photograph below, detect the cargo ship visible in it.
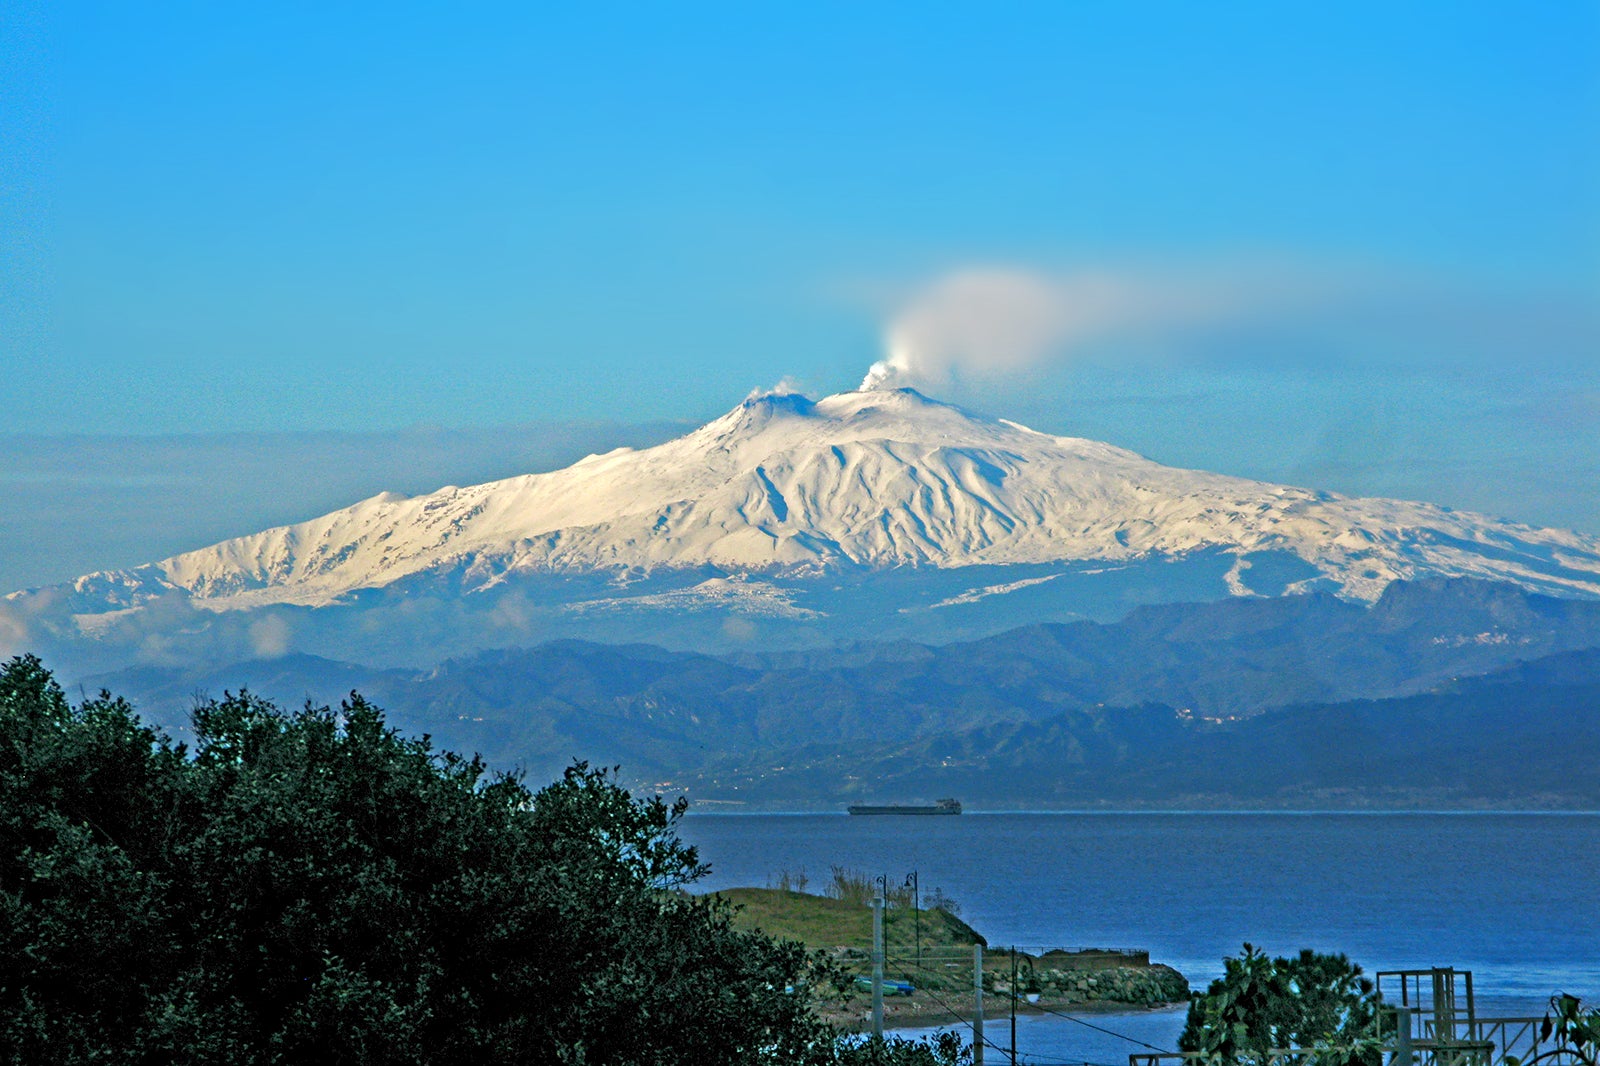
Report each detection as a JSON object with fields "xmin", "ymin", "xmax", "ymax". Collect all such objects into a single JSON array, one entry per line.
[{"xmin": 846, "ymin": 798, "xmax": 962, "ymax": 816}]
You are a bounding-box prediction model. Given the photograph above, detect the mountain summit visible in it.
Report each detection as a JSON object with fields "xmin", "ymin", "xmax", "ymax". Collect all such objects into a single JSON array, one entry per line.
[
  {"xmin": 53, "ymin": 387, "xmax": 1600, "ymax": 609},
  {"xmin": 8, "ymin": 387, "xmax": 1600, "ymax": 673}
]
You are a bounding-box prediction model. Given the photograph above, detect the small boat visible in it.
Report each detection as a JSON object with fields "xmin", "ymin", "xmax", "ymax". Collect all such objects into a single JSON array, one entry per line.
[
  {"xmin": 854, "ymin": 976, "xmax": 915, "ymax": 996},
  {"xmin": 846, "ymin": 798, "xmax": 962, "ymax": 816}
]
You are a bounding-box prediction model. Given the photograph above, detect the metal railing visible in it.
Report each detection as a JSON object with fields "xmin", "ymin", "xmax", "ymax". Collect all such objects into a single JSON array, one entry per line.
[
  {"xmin": 1128, "ymin": 1051, "xmax": 1317, "ymax": 1066},
  {"xmin": 1463, "ymin": 1018, "xmax": 1555, "ymax": 1066}
]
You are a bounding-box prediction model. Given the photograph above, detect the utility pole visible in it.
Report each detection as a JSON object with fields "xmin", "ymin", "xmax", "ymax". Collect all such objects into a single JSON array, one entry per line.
[
  {"xmin": 904, "ymin": 871, "xmax": 920, "ymax": 965},
  {"xmin": 1010, "ymin": 947, "xmax": 1018, "ymax": 1066},
  {"xmin": 1394, "ymin": 1006, "xmax": 1413, "ymax": 1066},
  {"xmin": 973, "ymin": 944, "xmax": 984, "ymax": 1066},
  {"xmin": 870, "ymin": 891, "xmax": 885, "ymax": 1038}
]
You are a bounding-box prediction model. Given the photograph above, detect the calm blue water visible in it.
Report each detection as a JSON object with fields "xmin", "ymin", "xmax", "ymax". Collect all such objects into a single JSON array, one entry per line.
[{"xmin": 680, "ymin": 813, "xmax": 1600, "ymax": 1066}]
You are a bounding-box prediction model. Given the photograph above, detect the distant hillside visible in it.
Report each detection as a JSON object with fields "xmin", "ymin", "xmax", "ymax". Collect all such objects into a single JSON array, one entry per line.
[
  {"xmin": 74, "ymin": 581, "xmax": 1600, "ymax": 809},
  {"xmin": 684, "ymin": 649, "xmax": 1600, "ymax": 809}
]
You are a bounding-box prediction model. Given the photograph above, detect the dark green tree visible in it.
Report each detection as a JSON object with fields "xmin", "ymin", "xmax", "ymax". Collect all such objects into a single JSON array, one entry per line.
[
  {"xmin": 1179, "ymin": 945, "xmax": 1380, "ymax": 1066},
  {"xmin": 835, "ymin": 1033, "xmax": 971, "ymax": 1065},
  {"xmin": 0, "ymin": 654, "xmax": 189, "ymax": 1060},
  {"xmin": 0, "ymin": 655, "xmax": 967, "ymax": 1066}
]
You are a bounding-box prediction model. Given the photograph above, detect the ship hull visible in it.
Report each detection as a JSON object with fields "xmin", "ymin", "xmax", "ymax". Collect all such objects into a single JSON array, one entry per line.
[{"xmin": 847, "ymin": 802, "xmax": 961, "ymax": 816}]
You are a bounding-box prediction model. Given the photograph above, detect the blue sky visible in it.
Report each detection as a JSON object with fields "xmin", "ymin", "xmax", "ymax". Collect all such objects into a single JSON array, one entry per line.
[{"xmin": 1, "ymin": 2, "xmax": 1597, "ymax": 587}]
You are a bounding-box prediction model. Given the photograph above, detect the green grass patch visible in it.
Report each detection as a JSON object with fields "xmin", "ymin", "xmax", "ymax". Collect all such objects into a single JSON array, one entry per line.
[{"xmin": 716, "ymin": 888, "xmax": 986, "ymax": 954}]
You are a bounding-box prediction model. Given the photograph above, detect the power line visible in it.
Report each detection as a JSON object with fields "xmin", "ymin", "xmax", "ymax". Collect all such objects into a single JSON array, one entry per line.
[
  {"xmin": 880, "ymin": 955, "xmax": 1053, "ymax": 1064},
  {"xmin": 1028, "ymin": 1000, "xmax": 1176, "ymax": 1055},
  {"xmin": 888, "ymin": 953, "xmax": 1179, "ymax": 1061},
  {"xmin": 881, "ymin": 959, "xmax": 1012, "ymax": 1062}
]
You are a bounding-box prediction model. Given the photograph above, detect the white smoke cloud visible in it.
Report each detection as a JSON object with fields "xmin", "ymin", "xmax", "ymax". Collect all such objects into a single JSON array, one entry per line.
[
  {"xmin": 860, "ymin": 266, "xmax": 1309, "ymax": 391},
  {"xmin": 858, "ymin": 263, "xmax": 1600, "ymax": 392},
  {"xmin": 745, "ymin": 376, "xmax": 805, "ymax": 401}
]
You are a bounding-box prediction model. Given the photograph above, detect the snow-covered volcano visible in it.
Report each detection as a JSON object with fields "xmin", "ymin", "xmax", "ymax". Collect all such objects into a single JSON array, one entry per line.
[{"xmin": 32, "ymin": 387, "xmax": 1600, "ymax": 616}]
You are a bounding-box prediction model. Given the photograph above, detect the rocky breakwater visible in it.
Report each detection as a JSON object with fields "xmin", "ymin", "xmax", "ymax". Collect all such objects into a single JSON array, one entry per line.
[{"xmin": 988, "ymin": 951, "xmax": 1190, "ymax": 1008}]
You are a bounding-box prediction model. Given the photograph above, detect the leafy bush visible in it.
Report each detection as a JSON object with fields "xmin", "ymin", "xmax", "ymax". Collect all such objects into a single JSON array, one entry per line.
[
  {"xmin": 924, "ymin": 886, "xmax": 961, "ymax": 916},
  {"xmin": 827, "ymin": 865, "xmax": 878, "ymax": 905},
  {"xmin": 1179, "ymin": 944, "xmax": 1380, "ymax": 1066},
  {"xmin": 1543, "ymin": 994, "xmax": 1600, "ymax": 1066},
  {"xmin": 772, "ymin": 866, "xmax": 811, "ymax": 893},
  {"xmin": 1507, "ymin": 995, "xmax": 1600, "ymax": 1066},
  {"xmin": 836, "ymin": 1032, "xmax": 970, "ymax": 1065}
]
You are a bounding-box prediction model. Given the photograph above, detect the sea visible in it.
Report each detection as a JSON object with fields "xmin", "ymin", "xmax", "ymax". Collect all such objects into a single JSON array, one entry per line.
[{"xmin": 678, "ymin": 812, "xmax": 1600, "ymax": 1066}]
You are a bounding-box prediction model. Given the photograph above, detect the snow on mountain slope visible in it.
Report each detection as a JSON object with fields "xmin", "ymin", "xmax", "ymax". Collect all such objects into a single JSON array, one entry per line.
[{"xmin": 37, "ymin": 388, "xmax": 1600, "ymax": 614}]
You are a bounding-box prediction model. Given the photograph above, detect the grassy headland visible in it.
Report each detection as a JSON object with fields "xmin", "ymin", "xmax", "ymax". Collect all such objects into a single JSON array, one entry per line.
[
  {"xmin": 715, "ymin": 886, "xmax": 1189, "ymax": 1031},
  {"xmin": 718, "ymin": 887, "xmax": 986, "ymax": 953}
]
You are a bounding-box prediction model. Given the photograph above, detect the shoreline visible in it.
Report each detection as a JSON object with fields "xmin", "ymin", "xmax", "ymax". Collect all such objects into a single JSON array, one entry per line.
[
  {"xmin": 685, "ymin": 808, "xmax": 1600, "ymax": 817},
  {"xmin": 831, "ymin": 996, "xmax": 1189, "ymax": 1034}
]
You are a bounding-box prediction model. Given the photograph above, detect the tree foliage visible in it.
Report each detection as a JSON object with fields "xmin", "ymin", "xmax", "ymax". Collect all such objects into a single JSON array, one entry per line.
[
  {"xmin": 1508, "ymin": 995, "xmax": 1600, "ymax": 1066},
  {"xmin": 0, "ymin": 655, "xmax": 967, "ymax": 1066},
  {"xmin": 1178, "ymin": 944, "xmax": 1380, "ymax": 1066}
]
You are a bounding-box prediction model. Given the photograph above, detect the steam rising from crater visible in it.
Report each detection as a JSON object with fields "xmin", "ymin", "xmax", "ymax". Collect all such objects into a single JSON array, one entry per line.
[
  {"xmin": 859, "ymin": 262, "xmax": 1600, "ymax": 392},
  {"xmin": 860, "ymin": 269, "xmax": 1092, "ymax": 390},
  {"xmin": 859, "ymin": 267, "xmax": 1251, "ymax": 391}
]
